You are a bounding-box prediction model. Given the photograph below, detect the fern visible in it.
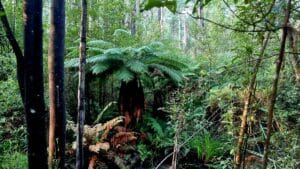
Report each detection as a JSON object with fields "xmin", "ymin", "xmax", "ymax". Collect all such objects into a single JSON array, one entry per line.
[
  {"xmin": 87, "ymin": 40, "xmax": 114, "ymax": 49},
  {"xmin": 149, "ymin": 64, "xmax": 183, "ymax": 84},
  {"xmin": 144, "ymin": 116, "xmax": 164, "ymax": 137},
  {"xmin": 65, "ymin": 40, "xmax": 197, "ymax": 86},
  {"xmin": 126, "ymin": 60, "xmax": 148, "ymax": 74},
  {"xmin": 91, "ymin": 62, "xmax": 111, "ymax": 74},
  {"xmin": 113, "ymin": 66, "xmax": 135, "ymax": 82},
  {"xmin": 113, "ymin": 29, "xmax": 131, "ymax": 37},
  {"xmin": 64, "ymin": 58, "xmax": 79, "ymax": 68}
]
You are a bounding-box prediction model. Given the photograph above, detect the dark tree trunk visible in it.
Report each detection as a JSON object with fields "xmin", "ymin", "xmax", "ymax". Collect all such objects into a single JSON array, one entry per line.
[
  {"xmin": 153, "ymin": 90, "xmax": 166, "ymax": 120},
  {"xmin": 119, "ymin": 78, "xmax": 144, "ymax": 128},
  {"xmin": 76, "ymin": 0, "xmax": 87, "ymax": 168},
  {"xmin": 23, "ymin": 0, "xmax": 48, "ymax": 168},
  {"xmin": 0, "ymin": 0, "xmax": 25, "ymax": 104},
  {"xmin": 262, "ymin": 0, "xmax": 291, "ymax": 168},
  {"xmin": 48, "ymin": 0, "xmax": 66, "ymax": 168}
]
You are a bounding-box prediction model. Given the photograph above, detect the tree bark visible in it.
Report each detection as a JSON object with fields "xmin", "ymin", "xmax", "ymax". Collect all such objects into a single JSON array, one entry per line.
[
  {"xmin": 234, "ymin": 32, "xmax": 271, "ymax": 169},
  {"xmin": 262, "ymin": 0, "xmax": 292, "ymax": 168},
  {"xmin": 119, "ymin": 78, "xmax": 144, "ymax": 128},
  {"xmin": 23, "ymin": 0, "xmax": 48, "ymax": 168},
  {"xmin": 198, "ymin": 0, "xmax": 204, "ymax": 27},
  {"xmin": 76, "ymin": 0, "xmax": 87, "ymax": 168},
  {"xmin": 287, "ymin": 26, "xmax": 300, "ymax": 86},
  {"xmin": 130, "ymin": 0, "xmax": 139, "ymax": 35},
  {"xmin": 0, "ymin": 0, "xmax": 25, "ymax": 104},
  {"xmin": 48, "ymin": 0, "xmax": 66, "ymax": 168}
]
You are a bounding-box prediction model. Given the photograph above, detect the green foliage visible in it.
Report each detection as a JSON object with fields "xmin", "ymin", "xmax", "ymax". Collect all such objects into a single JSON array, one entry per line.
[
  {"xmin": 190, "ymin": 132, "xmax": 227, "ymax": 162},
  {"xmin": 0, "ymin": 152, "xmax": 27, "ymax": 169},
  {"xmin": 137, "ymin": 143, "xmax": 152, "ymax": 162},
  {"xmin": 141, "ymin": 0, "xmax": 177, "ymax": 13},
  {"xmin": 65, "ymin": 40, "xmax": 196, "ymax": 85}
]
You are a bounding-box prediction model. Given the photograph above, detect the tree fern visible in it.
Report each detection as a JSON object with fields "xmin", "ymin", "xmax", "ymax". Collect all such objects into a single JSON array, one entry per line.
[
  {"xmin": 126, "ymin": 60, "xmax": 148, "ymax": 74},
  {"xmin": 65, "ymin": 40, "xmax": 197, "ymax": 86},
  {"xmin": 113, "ymin": 66, "xmax": 135, "ymax": 82},
  {"xmin": 149, "ymin": 64, "xmax": 183, "ymax": 84}
]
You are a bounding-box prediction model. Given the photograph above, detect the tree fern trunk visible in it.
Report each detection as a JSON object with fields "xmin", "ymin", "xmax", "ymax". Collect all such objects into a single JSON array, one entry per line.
[{"xmin": 119, "ymin": 78, "xmax": 144, "ymax": 128}]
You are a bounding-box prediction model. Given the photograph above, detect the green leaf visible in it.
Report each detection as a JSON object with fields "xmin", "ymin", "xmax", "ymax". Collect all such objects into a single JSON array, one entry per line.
[
  {"xmin": 87, "ymin": 40, "xmax": 114, "ymax": 49},
  {"xmin": 149, "ymin": 64, "xmax": 183, "ymax": 84},
  {"xmin": 126, "ymin": 60, "xmax": 148, "ymax": 74},
  {"xmin": 0, "ymin": 11, "xmax": 5, "ymax": 17},
  {"xmin": 142, "ymin": 0, "xmax": 163, "ymax": 11},
  {"xmin": 114, "ymin": 66, "xmax": 135, "ymax": 82},
  {"xmin": 165, "ymin": 1, "xmax": 177, "ymax": 13},
  {"xmin": 91, "ymin": 62, "xmax": 111, "ymax": 74},
  {"xmin": 142, "ymin": 0, "xmax": 177, "ymax": 13},
  {"xmin": 64, "ymin": 58, "xmax": 79, "ymax": 68}
]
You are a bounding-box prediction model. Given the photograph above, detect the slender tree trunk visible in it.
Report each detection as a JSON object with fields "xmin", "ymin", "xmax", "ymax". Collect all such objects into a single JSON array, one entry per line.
[
  {"xmin": 48, "ymin": 0, "xmax": 66, "ymax": 168},
  {"xmin": 178, "ymin": 17, "xmax": 181, "ymax": 49},
  {"xmin": 23, "ymin": 0, "xmax": 48, "ymax": 168},
  {"xmin": 234, "ymin": 32, "xmax": 271, "ymax": 169},
  {"xmin": 130, "ymin": 0, "xmax": 139, "ymax": 35},
  {"xmin": 0, "ymin": 0, "xmax": 25, "ymax": 104},
  {"xmin": 287, "ymin": 27, "xmax": 300, "ymax": 86},
  {"xmin": 198, "ymin": 0, "xmax": 204, "ymax": 27},
  {"xmin": 76, "ymin": 0, "xmax": 87, "ymax": 168},
  {"xmin": 171, "ymin": 127, "xmax": 179, "ymax": 169},
  {"xmin": 262, "ymin": 0, "xmax": 291, "ymax": 168},
  {"xmin": 158, "ymin": 7, "xmax": 163, "ymax": 34},
  {"xmin": 183, "ymin": 13, "xmax": 188, "ymax": 51}
]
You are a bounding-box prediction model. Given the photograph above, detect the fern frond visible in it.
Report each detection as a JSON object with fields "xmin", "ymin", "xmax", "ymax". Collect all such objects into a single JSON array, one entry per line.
[
  {"xmin": 149, "ymin": 64, "xmax": 183, "ymax": 84},
  {"xmin": 126, "ymin": 60, "xmax": 148, "ymax": 74},
  {"xmin": 91, "ymin": 62, "xmax": 111, "ymax": 74},
  {"xmin": 144, "ymin": 116, "xmax": 164, "ymax": 137},
  {"xmin": 87, "ymin": 40, "xmax": 114, "ymax": 49},
  {"xmin": 64, "ymin": 58, "xmax": 79, "ymax": 68},
  {"xmin": 113, "ymin": 66, "xmax": 135, "ymax": 82},
  {"xmin": 113, "ymin": 29, "xmax": 131, "ymax": 37}
]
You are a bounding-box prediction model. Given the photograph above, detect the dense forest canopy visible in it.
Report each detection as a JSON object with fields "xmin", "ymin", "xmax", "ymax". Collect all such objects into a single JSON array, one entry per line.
[{"xmin": 0, "ymin": 0, "xmax": 300, "ymax": 169}]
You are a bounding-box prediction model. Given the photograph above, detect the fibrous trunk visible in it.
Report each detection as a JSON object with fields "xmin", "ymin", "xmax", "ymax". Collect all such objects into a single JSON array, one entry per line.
[{"xmin": 119, "ymin": 78, "xmax": 144, "ymax": 128}]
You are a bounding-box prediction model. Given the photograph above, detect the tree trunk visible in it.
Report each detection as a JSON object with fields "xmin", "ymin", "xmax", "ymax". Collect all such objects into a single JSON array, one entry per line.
[
  {"xmin": 130, "ymin": 0, "xmax": 139, "ymax": 35},
  {"xmin": 23, "ymin": 0, "xmax": 48, "ymax": 168},
  {"xmin": 183, "ymin": 13, "xmax": 188, "ymax": 51},
  {"xmin": 48, "ymin": 0, "xmax": 66, "ymax": 168},
  {"xmin": 198, "ymin": 0, "xmax": 204, "ymax": 27},
  {"xmin": 262, "ymin": 0, "xmax": 291, "ymax": 168},
  {"xmin": 287, "ymin": 27, "xmax": 300, "ymax": 86},
  {"xmin": 119, "ymin": 78, "xmax": 144, "ymax": 128},
  {"xmin": 76, "ymin": 0, "xmax": 87, "ymax": 168},
  {"xmin": 0, "ymin": 0, "xmax": 25, "ymax": 104},
  {"xmin": 234, "ymin": 32, "xmax": 271, "ymax": 169},
  {"xmin": 158, "ymin": 7, "xmax": 163, "ymax": 34}
]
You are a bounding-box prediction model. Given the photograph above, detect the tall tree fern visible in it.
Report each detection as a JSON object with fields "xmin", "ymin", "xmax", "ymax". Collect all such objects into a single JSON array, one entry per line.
[{"xmin": 65, "ymin": 40, "xmax": 197, "ymax": 127}]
